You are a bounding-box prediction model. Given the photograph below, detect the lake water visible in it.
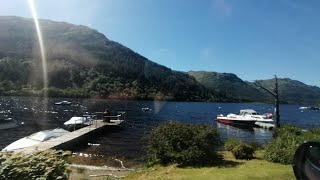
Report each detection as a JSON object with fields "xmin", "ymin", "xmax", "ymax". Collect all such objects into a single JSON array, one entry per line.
[{"xmin": 0, "ymin": 96, "xmax": 320, "ymax": 160}]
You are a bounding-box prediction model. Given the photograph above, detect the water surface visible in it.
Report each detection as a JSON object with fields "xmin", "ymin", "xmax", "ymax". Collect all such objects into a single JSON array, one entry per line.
[{"xmin": 0, "ymin": 96, "xmax": 319, "ymax": 159}]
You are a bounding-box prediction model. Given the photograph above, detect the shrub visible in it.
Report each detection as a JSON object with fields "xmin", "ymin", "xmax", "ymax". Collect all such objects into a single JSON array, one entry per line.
[
  {"xmin": 0, "ymin": 150, "xmax": 70, "ymax": 180},
  {"xmin": 264, "ymin": 125, "xmax": 320, "ymax": 164},
  {"xmin": 247, "ymin": 141, "xmax": 264, "ymax": 151},
  {"xmin": 231, "ymin": 144, "xmax": 254, "ymax": 160},
  {"xmin": 273, "ymin": 124, "xmax": 303, "ymax": 138},
  {"xmin": 224, "ymin": 138, "xmax": 241, "ymax": 151},
  {"xmin": 147, "ymin": 121, "xmax": 221, "ymax": 167}
]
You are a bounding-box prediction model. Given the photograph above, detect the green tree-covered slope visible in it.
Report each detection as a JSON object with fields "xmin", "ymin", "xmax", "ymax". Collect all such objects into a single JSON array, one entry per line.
[
  {"xmin": 0, "ymin": 16, "xmax": 215, "ymax": 101},
  {"xmin": 188, "ymin": 71, "xmax": 320, "ymax": 105}
]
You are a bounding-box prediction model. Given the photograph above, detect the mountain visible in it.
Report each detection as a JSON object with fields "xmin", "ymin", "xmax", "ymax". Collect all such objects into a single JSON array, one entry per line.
[
  {"xmin": 188, "ymin": 71, "xmax": 320, "ymax": 105},
  {"xmin": 0, "ymin": 16, "xmax": 215, "ymax": 101},
  {"xmin": 1, "ymin": 16, "xmax": 318, "ymax": 104},
  {"xmin": 254, "ymin": 78, "xmax": 320, "ymax": 105},
  {"xmin": 188, "ymin": 71, "xmax": 266, "ymax": 102}
]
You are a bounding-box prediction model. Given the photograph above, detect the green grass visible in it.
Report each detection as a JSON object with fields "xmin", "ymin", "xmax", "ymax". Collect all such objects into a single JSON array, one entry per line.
[{"xmin": 124, "ymin": 151, "xmax": 295, "ymax": 180}]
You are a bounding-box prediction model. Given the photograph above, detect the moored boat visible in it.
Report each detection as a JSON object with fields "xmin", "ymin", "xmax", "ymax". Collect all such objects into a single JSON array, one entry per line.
[
  {"xmin": 0, "ymin": 111, "xmax": 17, "ymax": 130},
  {"xmin": 299, "ymin": 106, "xmax": 320, "ymax": 111},
  {"xmin": 142, "ymin": 107, "xmax": 152, "ymax": 111},
  {"xmin": 54, "ymin": 101, "xmax": 72, "ymax": 106},
  {"xmin": 63, "ymin": 115, "xmax": 94, "ymax": 130},
  {"xmin": 216, "ymin": 109, "xmax": 274, "ymax": 127},
  {"xmin": 2, "ymin": 128, "xmax": 69, "ymax": 151},
  {"xmin": 0, "ymin": 117, "xmax": 17, "ymax": 130}
]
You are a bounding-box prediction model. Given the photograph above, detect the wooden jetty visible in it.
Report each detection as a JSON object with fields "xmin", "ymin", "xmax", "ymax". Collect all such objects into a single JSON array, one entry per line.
[{"xmin": 15, "ymin": 113, "xmax": 125, "ymax": 154}]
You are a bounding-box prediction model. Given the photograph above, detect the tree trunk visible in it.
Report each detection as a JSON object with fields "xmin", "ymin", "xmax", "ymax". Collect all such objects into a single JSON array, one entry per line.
[
  {"xmin": 273, "ymin": 76, "xmax": 280, "ymax": 129},
  {"xmin": 274, "ymin": 98, "xmax": 280, "ymax": 129},
  {"xmin": 254, "ymin": 75, "xmax": 280, "ymax": 131}
]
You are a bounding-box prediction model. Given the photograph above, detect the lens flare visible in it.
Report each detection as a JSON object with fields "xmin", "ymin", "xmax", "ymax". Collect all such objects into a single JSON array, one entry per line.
[
  {"xmin": 28, "ymin": 0, "xmax": 48, "ymax": 95},
  {"xmin": 28, "ymin": 0, "xmax": 48, "ymax": 113}
]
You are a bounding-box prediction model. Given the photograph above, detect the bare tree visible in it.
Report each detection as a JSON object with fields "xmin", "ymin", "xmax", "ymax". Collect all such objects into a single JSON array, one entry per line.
[{"xmin": 254, "ymin": 75, "xmax": 280, "ymax": 129}]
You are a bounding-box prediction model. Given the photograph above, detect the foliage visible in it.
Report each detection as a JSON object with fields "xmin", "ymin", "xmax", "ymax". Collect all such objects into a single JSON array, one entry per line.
[
  {"xmin": 0, "ymin": 150, "xmax": 70, "ymax": 180},
  {"xmin": 247, "ymin": 141, "xmax": 264, "ymax": 151},
  {"xmin": 224, "ymin": 138, "xmax": 242, "ymax": 151},
  {"xmin": 264, "ymin": 124, "xmax": 320, "ymax": 164},
  {"xmin": 146, "ymin": 121, "xmax": 221, "ymax": 167},
  {"xmin": 231, "ymin": 144, "xmax": 254, "ymax": 160},
  {"xmin": 273, "ymin": 124, "xmax": 303, "ymax": 138},
  {"xmin": 224, "ymin": 138, "xmax": 255, "ymax": 159}
]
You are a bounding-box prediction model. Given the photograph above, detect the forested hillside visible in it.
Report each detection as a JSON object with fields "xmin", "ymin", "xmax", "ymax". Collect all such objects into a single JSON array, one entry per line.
[
  {"xmin": 188, "ymin": 71, "xmax": 320, "ymax": 105},
  {"xmin": 0, "ymin": 16, "xmax": 216, "ymax": 101},
  {"xmin": 1, "ymin": 16, "xmax": 318, "ymax": 104}
]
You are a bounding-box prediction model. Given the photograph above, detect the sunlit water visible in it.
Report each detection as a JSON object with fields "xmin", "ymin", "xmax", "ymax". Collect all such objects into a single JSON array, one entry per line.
[{"xmin": 1, "ymin": 96, "xmax": 320, "ymax": 160}]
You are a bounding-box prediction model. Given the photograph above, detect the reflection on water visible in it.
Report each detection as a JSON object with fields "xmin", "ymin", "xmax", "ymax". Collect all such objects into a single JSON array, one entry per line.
[{"xmin": 0, "ymin": 96, "xmax": 320, "ymax": 160}]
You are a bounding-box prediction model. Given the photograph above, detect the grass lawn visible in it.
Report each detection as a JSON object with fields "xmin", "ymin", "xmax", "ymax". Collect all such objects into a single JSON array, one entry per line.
[{"xmin": 123, "ymin": 151, "xmax": 295, "ymax": 180}]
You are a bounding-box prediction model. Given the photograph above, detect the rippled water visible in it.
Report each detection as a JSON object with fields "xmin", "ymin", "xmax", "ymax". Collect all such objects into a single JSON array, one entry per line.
[{"xmin": 0, "ymin": 96, "xmax": 319, "ymax": 159}]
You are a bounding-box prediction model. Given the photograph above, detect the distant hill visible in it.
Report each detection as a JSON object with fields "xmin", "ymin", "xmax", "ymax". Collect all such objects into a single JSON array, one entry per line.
[
  {"xmin": 253, "ymin": 78, "xmax": 320, "ymax": 105},
  {"xmin": 188, "ymin": 71, "xmax": 267, "ymax": 102},
  {"xmin": 1, "ymin": 16, "xmax": 318, "ymax": 104},
  {"xmin": 0, "ymin": 16, "xmax": 215, "ymax": 101},
  {"xmin": 188, "ymin": 71, "xmax": 320, "ymax": 105}
]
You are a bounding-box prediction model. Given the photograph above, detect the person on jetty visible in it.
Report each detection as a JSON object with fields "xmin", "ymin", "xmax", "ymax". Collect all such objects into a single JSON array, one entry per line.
[{"xmin": 103, "ymin": 109, "xmax": 111, "ymax": 122}]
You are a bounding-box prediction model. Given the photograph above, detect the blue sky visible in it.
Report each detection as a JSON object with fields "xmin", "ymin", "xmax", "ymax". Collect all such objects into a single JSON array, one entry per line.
[{"xmin": 1, "ymin": 0, "xmax": 320, "ymax": 86}]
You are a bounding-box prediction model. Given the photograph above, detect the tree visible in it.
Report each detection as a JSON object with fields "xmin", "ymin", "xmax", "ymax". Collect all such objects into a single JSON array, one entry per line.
[
  {"xmin": 255, "ymin": 75, "xmax": 280, "ymax": 129},
  {"xmin": 147, "ymin": 121, "xmax": 221, "ymax": 167}
]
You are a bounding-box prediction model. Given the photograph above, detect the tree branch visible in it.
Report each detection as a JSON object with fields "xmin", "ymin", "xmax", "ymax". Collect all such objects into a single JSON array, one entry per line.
[{"xmin": 254, "ymin": 81, "xmax": 276, "ymax": 97}]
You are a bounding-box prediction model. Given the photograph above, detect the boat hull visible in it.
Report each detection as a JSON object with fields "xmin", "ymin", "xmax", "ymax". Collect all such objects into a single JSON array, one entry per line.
[
  {"xmin": 216, "ymin": 117, "xmax": 256, "ymax": 126},
  {"xmin": 3, "ymin": 128, "xmax": 69, "ymax": 151}
]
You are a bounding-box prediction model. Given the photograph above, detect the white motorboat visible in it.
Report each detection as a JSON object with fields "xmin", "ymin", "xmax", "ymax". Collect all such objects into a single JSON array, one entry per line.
[
  {"xmin": 54, "ymin": 101, "xmax": 72, "ymax": 106},
  {"xmin": 142, "ymin": 107, "xmax": 152, "ymax": 111},
  {"xmin": 0, "ymin": 111, "xmax": 17, "ymax": 130},
  {"xmin": 299, "ymin": 106, "xmax": 320, "ymax": 111},
  {"xmin": 216, "ymin": 109, "xmax": 274, "ymax": 127},
  {"xmin": 3, "ymin": 128, "xmax": 69, "ymax": 151},
  {"xmin": 63, "ymin": 115, "xmax": 94, "ymax": 130},
  {"xmin": 0, "ymin": 117, "xmax": 17, "ymax": 130}
]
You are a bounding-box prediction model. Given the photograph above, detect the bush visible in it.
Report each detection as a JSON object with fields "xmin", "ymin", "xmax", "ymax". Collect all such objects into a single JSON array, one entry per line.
[
  {"xmin": 0, "ymin": 150, "xmax": 70, "ymax": 180},
  {"xmin": 247, "ymin": 141, "xmax": 264, "ymax": 151},
  {"xmin": 147, "ymin": 121, "xmax": 221, "ymax": 167},
  {"xmin": 273, "ymin": 124, "xmax": 303, "ymax": 138},
  {"xmin": 224, "ymin": 138, "xmax": 241, "ymax": 151},
  {"xmin": 231, "ymin": 144, "xmax": 254, "ymax": 160},
  {"xmin": 264, "ymin": 125, "xmax": 320, "ymax": 164}
]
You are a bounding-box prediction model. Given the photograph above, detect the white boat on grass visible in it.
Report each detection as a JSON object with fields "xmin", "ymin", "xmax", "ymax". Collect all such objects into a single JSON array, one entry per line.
[
  {"xmin": 216, "ymin": 109, "xmax": 274, "ymax": 127},
  {"xmin": 3, "ymin": 128, "xmax": 69, "ymax": 151}
]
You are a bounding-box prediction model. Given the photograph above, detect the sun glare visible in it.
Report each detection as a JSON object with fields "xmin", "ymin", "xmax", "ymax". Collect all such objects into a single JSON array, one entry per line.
[
  {"xmin": 27, "ymin": 0, "xmax": 48, "ymax": 95},
  {"xmin": 28, "ymin": 0, "xmax": 48, "ymax": 113}
]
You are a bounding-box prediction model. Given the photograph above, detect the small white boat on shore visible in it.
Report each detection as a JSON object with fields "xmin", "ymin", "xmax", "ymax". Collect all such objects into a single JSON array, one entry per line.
[{"xmin": 3, "ymin": 128, "xmax": 69, "ymax": 151}]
